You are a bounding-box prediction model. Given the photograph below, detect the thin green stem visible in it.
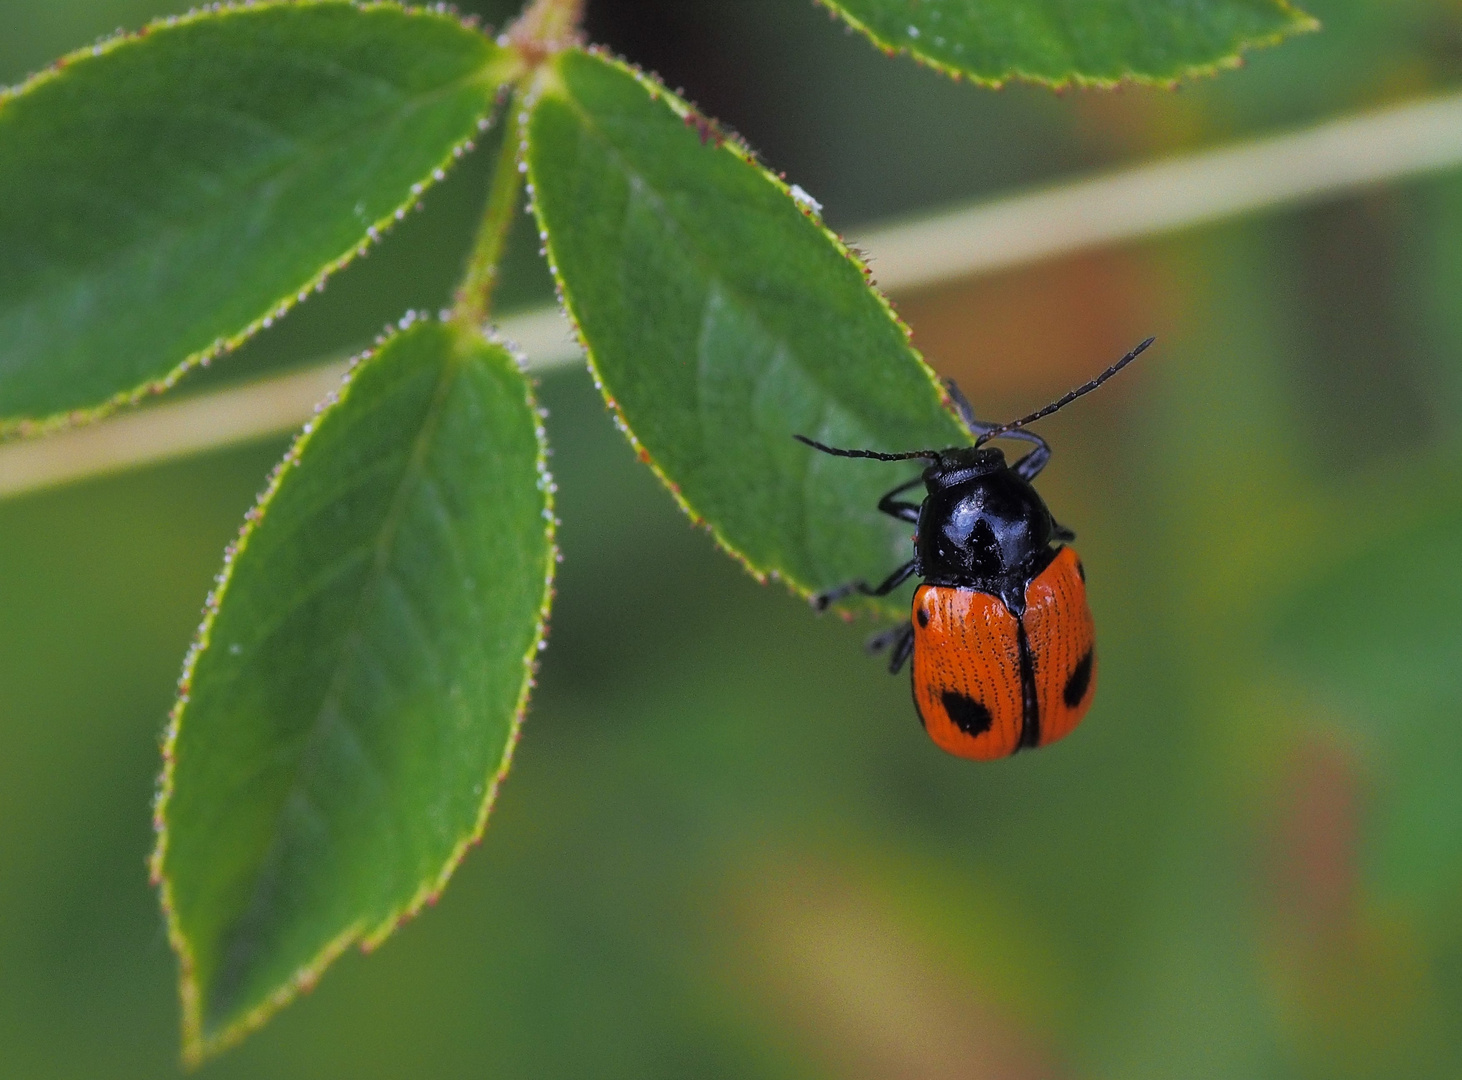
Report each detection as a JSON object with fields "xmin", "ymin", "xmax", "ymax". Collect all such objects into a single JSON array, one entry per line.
[
  {"xmin": 453, "ymin": 93, "xmax": 528, "ymax": 328},
  {"xmin": 453, "ymin": 0, "xmax": 584, "ymax": 328},
  {"xmin": 506, "ymin": 0, "xmax": 586, "ymax": 62}
]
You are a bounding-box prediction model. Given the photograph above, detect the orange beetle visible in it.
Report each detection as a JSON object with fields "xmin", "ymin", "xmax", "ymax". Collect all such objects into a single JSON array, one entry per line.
[{"xmin": 797, "ymin": 339, "xmax": 1151, "ymax": 760}]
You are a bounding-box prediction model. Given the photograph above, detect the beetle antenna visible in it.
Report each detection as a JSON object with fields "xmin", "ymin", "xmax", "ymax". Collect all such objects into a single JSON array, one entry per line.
[
  {"xmin": 974, "ymin": 337, "xmax": 1154, "ymax": 446},
  {"xmin": 794, "ymin": 434, "xmax": 942, "ymax": 462}
]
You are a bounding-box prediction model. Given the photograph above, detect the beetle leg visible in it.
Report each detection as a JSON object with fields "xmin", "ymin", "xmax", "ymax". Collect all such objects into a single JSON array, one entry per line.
[
  {"xmin": 1011, "ymin": 436, "xmax": 1052, "ymax": 481},
  {"xmin": 888, "ymin": 623, "xmax": 916, "ymax": 674},
  {"xmin": 867, "ymin": 622, "xmax": 915, "ymax": 674},
  {"xmin": 943, "ymin": 379, "xmax": 1052, "ymax": 479},
  {"xmin": 866, "ymin": 622, "xmax": 907, "ymax": 654},
  {"xmin": 943, "ymin": 377, "xmax": 984, "ymax": 434},
  {"xmin": 1052, "ymin": 520, "xmax": 1076, "ymax": 543},
  {"xmin": 812, "ymin": 559, "xmax": 917, "ymax": 612},
  {"xmin": 877, "ymin": 475, "xmax": 924, "ymax": 524}
]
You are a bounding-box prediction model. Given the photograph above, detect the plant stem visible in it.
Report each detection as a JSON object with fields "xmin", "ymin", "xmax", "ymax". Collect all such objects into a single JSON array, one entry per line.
[
  {"xmin": 452, "ymin": 0, "xmax": 584, "ymax": 329},
  {"xmin": 453, "ymin": 93, "xmax": 527, "ymax": 328},
  {"xmin": 506, "ymin": 0, "xmax": 586, "ymax": 63}
]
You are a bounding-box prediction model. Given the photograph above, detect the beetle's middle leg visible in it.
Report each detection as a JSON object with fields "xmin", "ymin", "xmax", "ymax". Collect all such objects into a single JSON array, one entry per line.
[{"xmin": 811, "ymin": 559, "xmax": 917, "ymax": 612}]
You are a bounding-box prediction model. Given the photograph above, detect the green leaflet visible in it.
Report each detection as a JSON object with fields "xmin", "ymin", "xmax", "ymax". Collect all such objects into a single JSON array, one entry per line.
[
  {"xmin": 527, "ymin": 48, "xmax": 966, "ymax": 618},
  {"xmin": 0, "ymin": 2, "xmax": 517, "ymax": 434},
  {"xmin": 820, "ymin": 0, "xmax": 1316, "ymax": 87},
  {"xmin": 152, "ymin": 318, "xmax": 554, "ymax": 1064}
]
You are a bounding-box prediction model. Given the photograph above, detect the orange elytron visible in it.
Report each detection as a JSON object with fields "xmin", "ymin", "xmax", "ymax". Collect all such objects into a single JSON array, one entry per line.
[{"xmin": 912, "ymin": 548, "xmax": 1094, "ymax": 759}]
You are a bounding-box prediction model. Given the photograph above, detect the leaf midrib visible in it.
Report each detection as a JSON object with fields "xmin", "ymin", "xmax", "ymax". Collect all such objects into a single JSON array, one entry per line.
[
  {"xmin": 204, "ymin": 336, "xmax": 466, "ymax": 1003},
  {"xmin": 546, "ymin": 72, "xmax": 939, "ymax": 580}
]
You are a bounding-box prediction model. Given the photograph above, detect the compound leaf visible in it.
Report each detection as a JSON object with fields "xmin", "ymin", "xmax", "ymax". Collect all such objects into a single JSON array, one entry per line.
[
  {"xmin": 527, "ymin": 48, "xmax": 966, "ymax": 617},
  {"xmin": 0, "ymin": 2, "xmax": 517, "ymax": 434},
  {"xmin": 819, "ymin": 0, "xmax": 1316, "ymax": 87},
  {"xmin": 153, "ymin": 318, "xmax": 554, "ymax": 1063}
]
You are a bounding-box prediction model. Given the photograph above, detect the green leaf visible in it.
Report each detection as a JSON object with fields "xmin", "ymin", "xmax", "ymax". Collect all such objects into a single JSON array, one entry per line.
[
  {"xmin": 0, "ymin": 3, "xmax": 518, "ymax": 435},
  {"xmin": 152, "ymin": 317, "xmax": 554, "ymax": 1064},
  {"xmin": 526, "ymin": 49, "xmax": 965, "ymax": 616},
  {"xmin": 819, "ymin": 0, "xmax": 1316, "ymax": 87}
]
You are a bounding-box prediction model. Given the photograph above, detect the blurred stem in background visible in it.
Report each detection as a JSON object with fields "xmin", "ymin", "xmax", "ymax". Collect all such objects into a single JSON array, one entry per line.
[{"xmin": 10, "ymin": 89, "xmax": 1462, "ymax": 497}]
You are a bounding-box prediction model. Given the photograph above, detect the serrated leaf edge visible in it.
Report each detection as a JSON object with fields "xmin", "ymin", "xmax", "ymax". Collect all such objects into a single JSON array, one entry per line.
[
  {"xmin": 525, "ymin": 46, "xmax": 955, "ymax": 618},
  {"xmin": 149, "ymin": 314, "xmax": 556, "ymax": 1066},
  {"xmin": 0, "ymin": 0, "xmax": 522, "ymax": 441},
  {"xmin": 813, "ymin": 0, "xmax": 1319, "ymax": 90}
]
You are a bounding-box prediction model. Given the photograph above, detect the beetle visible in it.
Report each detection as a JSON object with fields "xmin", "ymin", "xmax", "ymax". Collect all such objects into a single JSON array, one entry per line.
[{"xmin": 795, "ymin": 337, "xmax": 1152, "ymax": 760}]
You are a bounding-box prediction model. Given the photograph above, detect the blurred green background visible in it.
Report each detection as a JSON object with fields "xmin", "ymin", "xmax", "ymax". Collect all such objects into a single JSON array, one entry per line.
[{"xmin": 4, "ymin": 1, "xmax": 1462, "ymax": 1076}]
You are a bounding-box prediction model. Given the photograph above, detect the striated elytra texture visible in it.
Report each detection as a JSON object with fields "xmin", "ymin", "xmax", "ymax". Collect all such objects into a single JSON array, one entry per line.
[
  {"xmin": 0, "ymin": 2, "xmax": 515, "ymax": 433},
  {"xmin": 153, "ymin": 318, "xmax": 555, "ymax": 1063},
  {"xmin": 527, "ymin": 48, "xmax": 966, "ymax": 618},
  {"xmin": 820, "ymin": 0, "xmax": 1316, "ymax": 87}
]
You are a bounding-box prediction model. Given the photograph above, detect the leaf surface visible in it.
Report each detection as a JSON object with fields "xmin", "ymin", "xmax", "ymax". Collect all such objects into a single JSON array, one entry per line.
[
  {"xmin": 819, "ymin": 0, "xmax": 1316, "ymax": 87},
  {"xmin": 153, "ymin": 318, "xmax": 554, "ymax": 1063},
  {"xmin": 527, "ymin": 49, "xmax": 966, "ymax": 616},
  {"xmin": 0, "ymin": 3, "xmax": 516, "ymax": 433}
]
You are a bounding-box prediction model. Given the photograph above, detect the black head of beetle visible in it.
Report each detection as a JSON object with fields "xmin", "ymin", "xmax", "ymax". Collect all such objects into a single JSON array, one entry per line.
[{"xmin": 794, "ymin": 336, "xmax": 1152, "ymax": 621}]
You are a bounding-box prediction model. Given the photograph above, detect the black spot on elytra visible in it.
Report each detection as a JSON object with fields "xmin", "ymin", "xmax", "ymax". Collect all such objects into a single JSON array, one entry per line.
[
  {"xmin": 916, "ymin": 607, "xmax": 929, "ymax": 627},
  {"xmin": 1064, "ymin": 650, "xmax": 1093, "ymax": 708},
  {"xmin": 941, "ymin": 690, "xmax": 992, "ymax": 736},
  {"xmin": 1076, "ymin": 559, "xmax": 1086, "ymax": 582}
]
